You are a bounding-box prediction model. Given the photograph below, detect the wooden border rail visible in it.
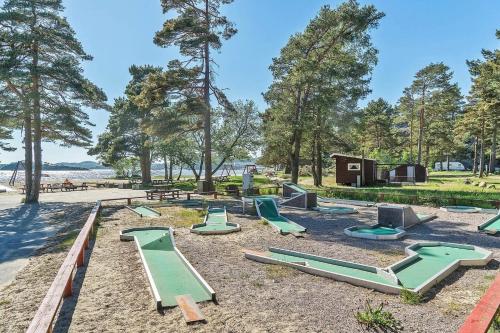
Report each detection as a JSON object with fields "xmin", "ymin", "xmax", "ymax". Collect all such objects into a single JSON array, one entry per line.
[
  {"xmin": 458, "ymin": 273, "xmax": 500, "ymax": 333},
  {"xmin": 25, "ymin": 193, "xmax": 207, "ymax": 332},
  {"xmin": 26, "ymin": 200, "xmax": 102, "ymax": 333}
]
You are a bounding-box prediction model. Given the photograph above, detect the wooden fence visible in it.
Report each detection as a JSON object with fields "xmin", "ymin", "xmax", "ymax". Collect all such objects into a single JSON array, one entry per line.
[{"xmin": 26, "ymin": 201, "xmax": 102, "ymax": 333}]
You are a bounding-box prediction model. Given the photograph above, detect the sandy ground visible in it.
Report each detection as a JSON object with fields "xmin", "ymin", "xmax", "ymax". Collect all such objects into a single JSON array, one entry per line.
[{"xmin": 0, "ymin": 199, "xmax": 498, "ymax": 333}]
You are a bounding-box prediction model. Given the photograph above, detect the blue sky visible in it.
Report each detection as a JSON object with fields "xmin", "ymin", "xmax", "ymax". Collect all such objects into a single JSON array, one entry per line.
[{"xmin": 1, "ymin": 0, "xmax": 499, "ymax": 163}]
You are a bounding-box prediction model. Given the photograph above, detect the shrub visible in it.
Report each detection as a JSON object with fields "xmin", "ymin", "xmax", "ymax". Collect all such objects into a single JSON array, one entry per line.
[
  {"xmin": 356, "ymin": 301, "xmax": 403, "ymax": 332},
  {"xmin": 400, "ymin": 289, "xmax": 422, "ymax": 305}
]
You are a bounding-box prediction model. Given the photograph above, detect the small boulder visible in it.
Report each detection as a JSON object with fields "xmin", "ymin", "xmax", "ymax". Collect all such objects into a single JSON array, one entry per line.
[
  {"xmin": 478, "ymin": 181, "xmax": 487, "ymax": 188},
  {"xmin": 487, "ymin": 184, "xmax": 496, "ymax": 189},
  {"xmin": 464, "ymin": 179, "xmax": 471, "ymax": 184}
]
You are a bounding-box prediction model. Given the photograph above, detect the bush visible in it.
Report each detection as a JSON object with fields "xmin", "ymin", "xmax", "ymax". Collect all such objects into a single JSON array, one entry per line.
[
  {"xmin": 356, "ymin": 301, "xmax": 403, "ymax": 332},
  {"xmin": 400, "ymin": 289, "xmax": 422, "ymax": 305}
]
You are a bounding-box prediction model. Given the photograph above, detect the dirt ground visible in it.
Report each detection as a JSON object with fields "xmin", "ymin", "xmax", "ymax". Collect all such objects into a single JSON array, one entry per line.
[{"xmin": 0, "ymin": 198, "xmax": 498, "ymax": 333}]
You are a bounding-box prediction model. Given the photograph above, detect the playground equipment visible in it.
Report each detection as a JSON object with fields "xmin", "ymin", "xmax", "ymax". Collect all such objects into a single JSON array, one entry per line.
[
  {"xmin": 254, "ymin": 197, "xmax": 306, "ymax": 236},
  {"xmin": 126, "ymin": 205, "xmax": 161, "ymax": 218},
  {"xmin": 8, "ymin": 160, "xmax": 25, "ymax": 186},
  {"xmin": 120, "ymin": 227, "xmax": 215, "ymax": 321},
  {"xmin": 243, "ymin": 164, "xmax": 258, "ymax": 174},
  {"xmin": 219, "ymin": 164, "xmax": 236, "ymax": 177},
  {"xmin": 478, "ymin": 212, "xmax": 500, "ymax": 235},
  {"xmin": 191, "ymin": 207, "xmax": 241, "ymax": 235},
  {"xmin": 344, "ymin": 205, "xmax": 436, "ymax": 240},
  {"xmin": 245, "ymin": 242, "xmax": 491, "ymax": 295},
  {"xmin": 281, "ymin": 182, "xmax": 317, "ymax": 209}
]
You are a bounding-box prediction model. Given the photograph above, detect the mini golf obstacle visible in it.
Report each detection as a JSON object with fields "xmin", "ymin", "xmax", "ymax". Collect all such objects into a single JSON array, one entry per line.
[
  {"xmin": 245, "ymin": 242, "xmax": 492, "ymax": 295},
  {"xmin": 478, "ymin": 212, "xmax": 500, "ymax": 235},
  {"xmin": 126, "ymin": 205, "xmax": 161, "ymax": 218},
  {"xmin": 120, "ymin": 227, "xmax": 215, "ymax": 322},
  {"xmin": 313, "ymin": 205, "xmax": 357, "ymax": 215},
  {"xmin": 191, "ymin": 206, "xmax": 241, "ymax": 235},
  {"xmin": 440, "ymin": 206, "xmax": 482, "ymax": 213},
  {"xmin": 344, "ymin": 205, "xmax": 436, "ymax": 240},
  {"xmin": 282, "ymin": 182, "xmax": 356, "ymax": 213},
  {"xmin": 281, "ymin": 182, "xmax": 317, "ymax": 209},
  {"xmin": 318, "ymin": 196, "xmax": 376, "ymax": 207},
  {"xmin": 254, "ymin": 197, "xmax": 306, "ymax": 236}
]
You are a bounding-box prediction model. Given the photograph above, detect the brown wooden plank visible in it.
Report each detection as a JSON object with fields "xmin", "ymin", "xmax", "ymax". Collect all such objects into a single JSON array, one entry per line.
[{"xmin": 175, "ymin": 295, "xmax": 206, "ymax": 323}]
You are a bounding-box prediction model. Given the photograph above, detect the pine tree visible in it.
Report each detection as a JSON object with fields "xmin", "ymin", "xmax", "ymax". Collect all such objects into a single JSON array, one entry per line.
[
  {"xmin": 153, "ymin": 0, "xmax": 237, "ymax": 190},
  {"xmin": 0, "ymin": 0, "xmax": 107, "ymax": 202}
]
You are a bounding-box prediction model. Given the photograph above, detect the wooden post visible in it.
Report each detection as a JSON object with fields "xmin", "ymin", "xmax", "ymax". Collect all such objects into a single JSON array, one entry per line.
[
  {"xmin": 127, "ymin": 198, "xmax": 131, "ymax": 205},
  {"xmin": 187, "ymin": 193, "xmax": 191, "ymax": 200},
  {"xmin": 213, "ymin": 192, "xmax": 218, "ymax": 199},
  {"xmin": 76, "ymin": 249, "xmax": 85, "ymax": 267},
  {"xmin": 63, "ymin": 277, "xmax": 72, "ymax": 298}
]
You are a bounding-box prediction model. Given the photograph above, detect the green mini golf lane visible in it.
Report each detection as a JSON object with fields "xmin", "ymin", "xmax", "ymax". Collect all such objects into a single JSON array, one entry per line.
[
  {"xmin": 122, "ymin": 229, "xmax": 212, "ymax": 307},
  {"xmin": 247, "ymin": 243, "xmax": 490, "ymax": 293},
  {"xmin": 479, "ymin": 214, "xmax": 500, "ymax": 234},
  {"xmin": 393, "ymin": 245, "xmax": 487, "ymax": 289},
  {"xmin": 316, "ymin": 205, "xmax": 356, "ymax": 214},
  {"xmin": 267, "ymin": 251, "xmax": 395, "ymax": 286},
  {"xmin": 133, "ymin": 206, "xmax": 160, "ymax": 217},
  {"xmin": 192, "ymin": 208, "xmax": 239, "ymax": 232},
  {"xmin": 256, "ymin": 198, "xmax": 306, "ymax": 234},
  {"xmin": 350, "ymin": 225, "xmax": 400, "ymax": 235}
]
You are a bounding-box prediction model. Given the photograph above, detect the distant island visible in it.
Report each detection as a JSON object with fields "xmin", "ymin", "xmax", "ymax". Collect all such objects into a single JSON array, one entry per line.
[{"xmin": 0, "ymin": 161, "xmax": 109, "ymax": 171}]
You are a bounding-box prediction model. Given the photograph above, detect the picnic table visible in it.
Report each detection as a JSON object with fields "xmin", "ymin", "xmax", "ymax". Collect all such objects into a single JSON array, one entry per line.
[{"xmin": 146, "ymin": 188, "xmax": 181, "ymax": 200}]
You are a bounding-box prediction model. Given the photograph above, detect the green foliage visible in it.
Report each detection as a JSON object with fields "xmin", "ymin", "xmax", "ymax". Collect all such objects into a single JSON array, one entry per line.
[
  {"xmin": 356, "ymin": 301, "xmax": 403, "ymax": 332},
  {"xmin": 112, "ymin": 157, "xmax": 140, "ymax": 178},
  {"xmin": 261, "ymin": 1, "xmax": 384, "ymax": 183},
  {"xmin": 400, "ymin": 289, "xmax": 422, "ymax": 305}
]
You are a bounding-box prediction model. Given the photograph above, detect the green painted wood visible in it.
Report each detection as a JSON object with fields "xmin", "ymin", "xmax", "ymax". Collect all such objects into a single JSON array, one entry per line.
[
  {"xmin": 133, "ymin": 206, "xmax": 160, "ymax": 217},
  {"xmin": 123, "ymin": 229, "xmax": 212, "ymax": 307},
  {"xmin": 267, "ymin": 251, "xmax": 396, "ymax": 286},
  {"xmin": 394, "ymin": 245, "xmax": 487, "ymax": 289},
  {"xmin": 256, "ymin": 198, "xmax": 306, "ymax": 234}
]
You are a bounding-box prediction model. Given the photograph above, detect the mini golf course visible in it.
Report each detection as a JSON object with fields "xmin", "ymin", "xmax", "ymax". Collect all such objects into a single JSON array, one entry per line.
[
  {"xmin": 440, "ymin": 206, "xmax": 482, "ymax": 213},
  {"xmin": 318, "ymin": 196, "xmax": 376, "ymax": 207},
  {"xmin": 191, "ymin": 207, "xmax": 241, "ymax": 235},
  {"xmin": 255, "ymin": 197, "xmax": 306, "ymax": 236},
  {"xmin": 126, "ymin": 205, "xmax": 161, "ymax": 218},
  {"xmin": 245, "ymin": 242, "xmax": 492, "ymax": 294},
  {"xmin": 345, "ymin": 205, "xmax": 436, "ymax": 240},
  {"xmin": 313, "ymin": 205, "xmax": 357, "ymax": 214},
  {"xmin": 120, "ymin": 227, "xmax": 215, "ymax": 312},
  {"xmin": 478, "ymin": 213, "xmax": 500, "ymax": 235}
]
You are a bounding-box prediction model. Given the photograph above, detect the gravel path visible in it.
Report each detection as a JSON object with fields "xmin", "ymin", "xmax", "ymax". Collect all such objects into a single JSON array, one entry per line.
[{"xmin": 0, "ymin": 199, "xmax": 498, "ymax": 333}]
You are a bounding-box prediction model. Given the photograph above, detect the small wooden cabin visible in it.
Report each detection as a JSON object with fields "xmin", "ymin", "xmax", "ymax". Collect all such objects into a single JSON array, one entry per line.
[
  {"xmin": 389, "ymin": 164, "xmax": 426, "ymax": 183},
  {"xmin": 331, "ymin": 153, "xmax": 377, "ymax": 186}
]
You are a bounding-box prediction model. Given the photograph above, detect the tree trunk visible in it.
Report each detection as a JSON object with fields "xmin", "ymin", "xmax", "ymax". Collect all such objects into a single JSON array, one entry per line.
[
  {"xmin": 23, "ymin": 105, "xmax": 33, "ymax": 203},
  {"xmin": 479, "ymin": 119, "xmax": 485, "ymax": 178},
  {"xmin": 290, "ymin": 129, "xmax": 302, "ymax": 184},
  {"xmin": 177, "ymin": 165, "xmax": 183, "ymax": 181},
  {"xmin": 424, "ymin": 143, "xmax": 430, "ymax": 168},
  {"xmin": 440, "ymin": 159, "xmax": 443, "ymax": 171},
  {"xmin": 163, "ymin": 155, "xmax": 168, "ymax": 180},
  {"xmin": 417, "ymin": 86, "xmax": 426, "ymax": 165},
  {"xmin": 316, "ymin": 139, "xmax": 323, "ymax": 186},
  {"xmin": 489, "ymin": 120, "xmax": 497, "ymax": 173},
  {"xmin": 198, "ymin": 152, "xmax": 204, "ymax": 181},
  {"xmin": 169, "ymin": 159, "xmax": 173, "ymax": 180},
  {"xmin": 446, "ymin": 154, "xmax": 450, "ymax": 171},
  {"xmin": 311, "ymin": 140, "xmax": 318, "ymax": 186},
  {"xmin": 472, "ymin": 136, "xmax": 478, "ymax": 175},
  {"xmin": 140, "ymin": 147, "xmax": 151, "ymax": 184},
  {"xmin": 202, "ymin": 0, "xmax": 213, "ymax": 190},
  {"xmin": 29, "ymin": 40, "xmax": 42, "ymax": 203}
]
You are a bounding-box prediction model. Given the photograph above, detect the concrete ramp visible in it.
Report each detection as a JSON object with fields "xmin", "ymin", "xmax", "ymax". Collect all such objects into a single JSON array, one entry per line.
[
  {"xmin": 191, "ymin": 207, "xmax": 241, "ymax": 235},
  {"xmin": 478, "ymin": 213, "xmax": 500, "ymax": 235},
  {"xmin": 255, "ymin": 197, "xmax": 306, "ymax": 235},
  {"xmin": 281, "ymin": 183, "xmax": 317, "ymax": 209},
  {"xmin": 378, "ymin": 205, "xmax": 436, "ymax": 229}
]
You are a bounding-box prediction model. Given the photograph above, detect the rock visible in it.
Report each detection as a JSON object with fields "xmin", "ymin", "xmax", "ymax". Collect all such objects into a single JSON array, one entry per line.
[
  {"xmin": 478, "ymin": 181, "xmax": 487, "ymax": 188},
  {"xmin": 464, "ymin": 179, "xmax": 471, "ymax": 184},
  {"xmin": 487, "ymin": 184, "xmax": 496, "ymax": 189}
]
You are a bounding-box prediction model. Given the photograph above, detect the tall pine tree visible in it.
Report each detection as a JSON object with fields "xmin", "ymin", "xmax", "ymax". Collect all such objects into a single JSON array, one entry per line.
[{"xmin": 0, "ymin": 0, "xmax": 107, "ymax": 202}]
